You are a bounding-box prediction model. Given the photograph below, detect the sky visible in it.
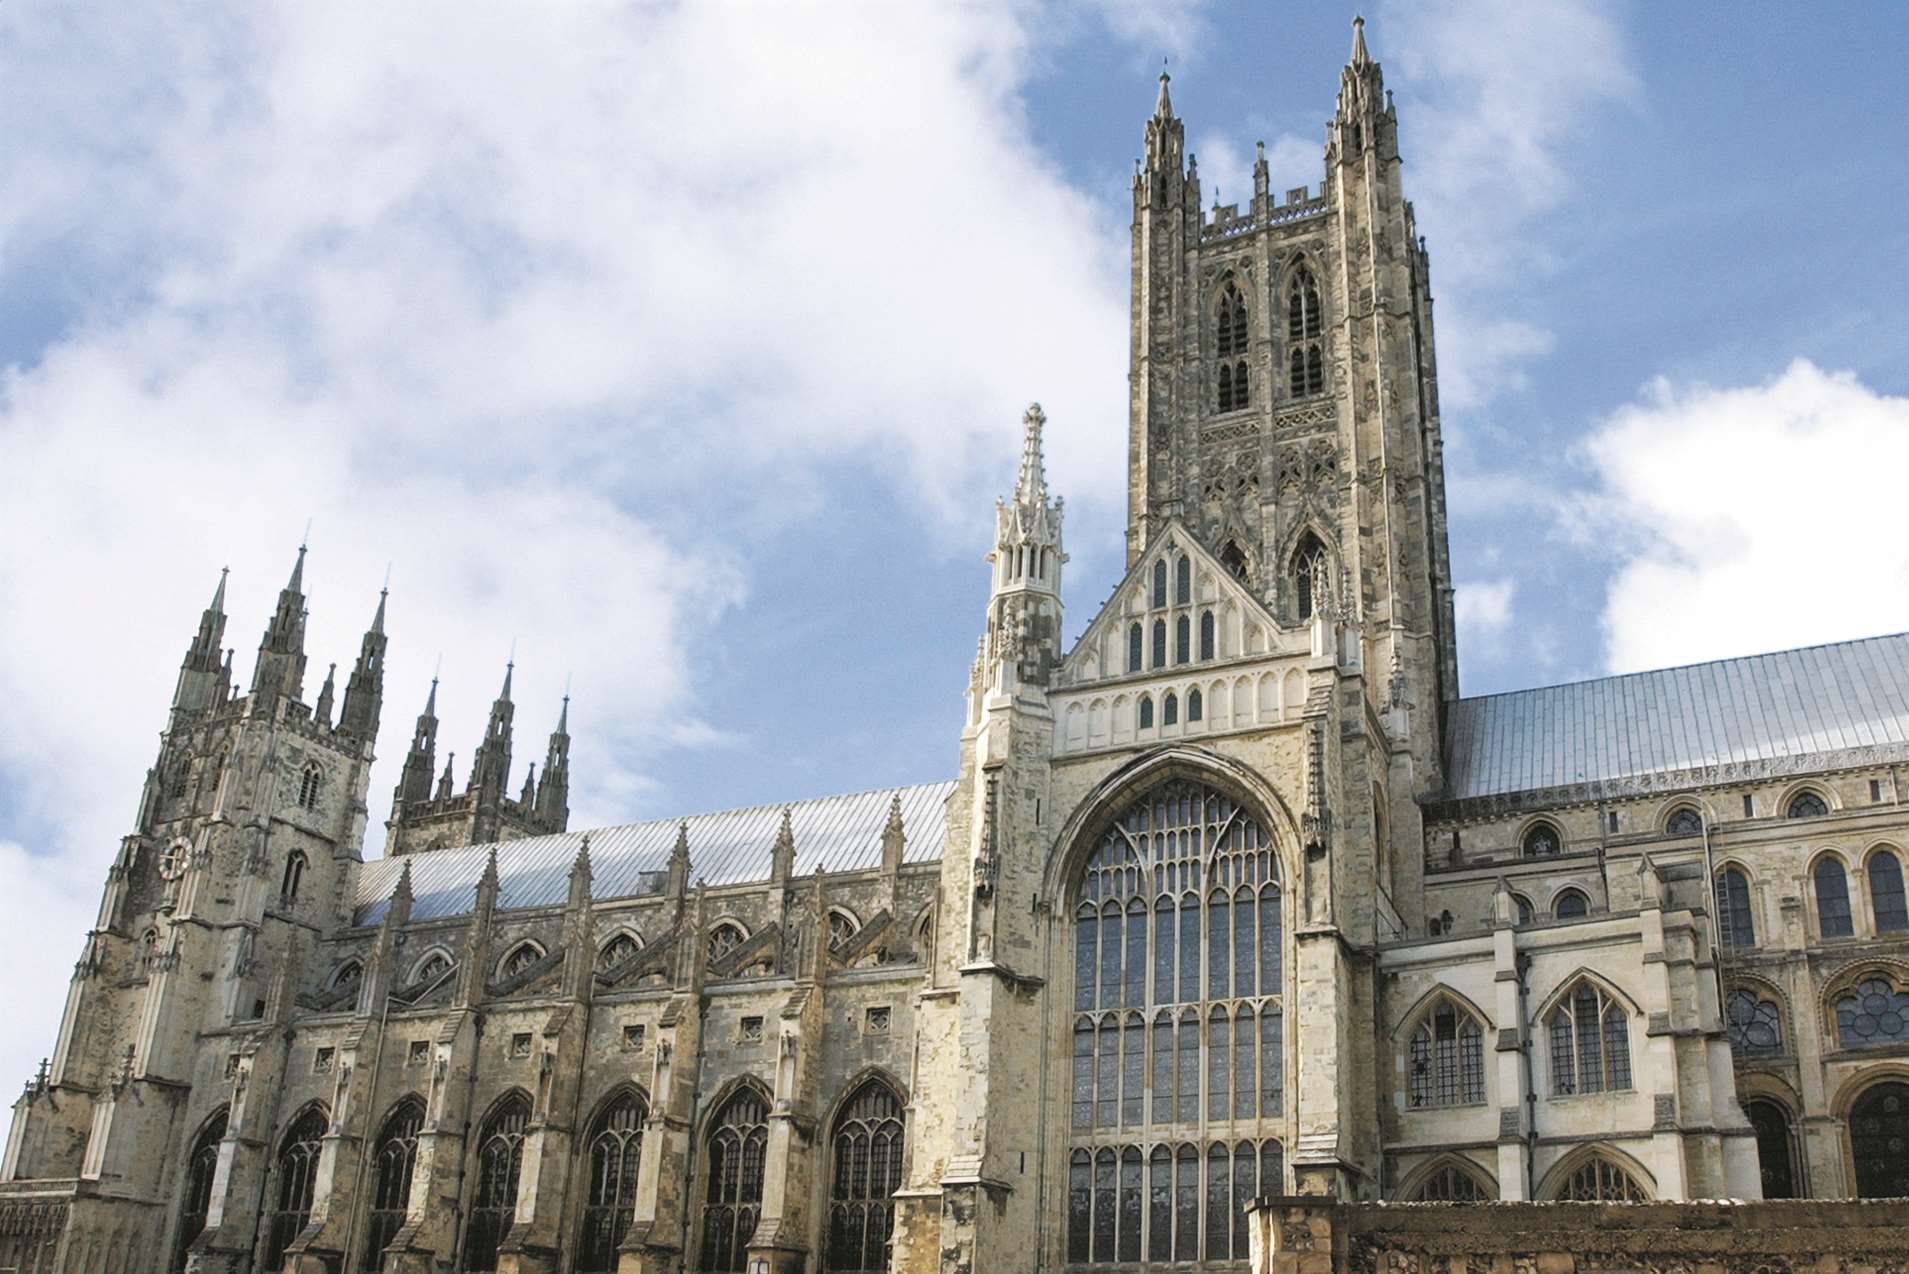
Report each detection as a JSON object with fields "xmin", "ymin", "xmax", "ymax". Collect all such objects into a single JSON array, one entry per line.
[{"xmin": 2, "ymin": 1, "xmax": 1908, "ymax": 1087}]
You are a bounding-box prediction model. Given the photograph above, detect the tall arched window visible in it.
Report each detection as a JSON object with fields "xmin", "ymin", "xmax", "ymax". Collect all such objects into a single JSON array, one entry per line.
[
  {"xmin": 701, "ymin": 1087, "xmax": 769, "ymax": 1273},
  {"xmin": 1815, "ymin": 857, "xmax": 1855, "ymax": 937},
  {"xmin": 1198, "ymin": 611, "xmax": 1215, "ymax": 661},
  {"xmin": 1215, "ymin": 283, "xmax": 1250, "ymax": 411},
  {"xmin": 364, "ymin": 1099, "xmax": 423, "ymax": 1271},
  {"xmin": 465, "ymin": 1095, "xmax": 529, "ymax": 1274},
  {"xmin": 1187, "ymin": 689, "xmax": 1203, "ymax": 723},
  {"xmin": 1138, "ymin": 697, "xmax": 1155, "ymax": 730},
  {"xmin": 1162, "ymin": 693, "xmax": 1179, "ymax": 727},
  {"xmin": 1175, "ymin": 556, "xmax": 1192, "ymax": 606},
  {"xmin": 1851, "ymin": 1081, "xmax": 1909, "ymax": 1198},
  {"xmin": 1868, "ymin": 849, "xmax": 1908, "ymax": 933},
  {"xmin": 298, "ymin": 762, "xmax": 323, "ymax": 810},
  {"xmin": 1286, "ymin": 265, "xmax": 1324, "ymax": 397},
  {"xmin": 1724, "ymin": 988, "xmax": 1783, "ymax": 1057},
  {"xmin": 1069, "ymin": 776, "xmax": 1283, "ymax": 1266},
  {"xmin": 1127, "ymin": 623, "xmax": 1143, "ymax": 673},
  {"xmin": 1552, "ymin": 1154, "xmax": 1648, "ymax": 1201},
  {"xmin": 1547, "ymin": 983, "xmax": 1631, "ymax": 1095},
  {"xmin": 1152, "ymin": 560, "xmax": 1168, "ymax": 609},
  {"xmin": 826, "ymin": 1079, "xmax": 905, "ymax": 1274},
  {"xmin": 1714, "ymin": 867, "xmax": 1755, "ymax": 947},
  {"xmin": 1407, "ymin": 999, "xmax": 1485, "ymax": 1108},
  {"xmin": 265, "ymin": 1105, "xmax": 327, "ymax": 1270},
  {"xmin": 598, "ymin": 932, "xmax": 641, "ymax": 971},
  {"xmin": 1745, "ymin": 1099, "xmax": 1799, "ymax": 1199},
  {"xmin": 1292, "ymin": 534, "xmax": 1328, "ymax": 622},
  {"xmin": 1834, "ymin": 975, "xmax": 1909, "ymax": 1049},
  {"xmin": 1151, "ymin": 619, "xmax": 1167, "ymax": 669},
  {"xmin": 578, "ymin": 1090, "xmax": 648, "ymax": 1273},
  {"xmin": 279, "ymin": 851, "xmax": 307, "ymax": 908},
  {"xmin": 173, "ymin": 1109, "xmax": 227, "ymax": 1274}
]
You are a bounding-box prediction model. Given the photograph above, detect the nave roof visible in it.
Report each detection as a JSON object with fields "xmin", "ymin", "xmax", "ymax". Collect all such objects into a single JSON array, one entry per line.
[
  {"xmin": 354, "ymin": 779, "xmax": 955, "ymax": 925},
  {"xmin": 1442, "ymin": 631, "xmax": 1909, "ymax": 803}
]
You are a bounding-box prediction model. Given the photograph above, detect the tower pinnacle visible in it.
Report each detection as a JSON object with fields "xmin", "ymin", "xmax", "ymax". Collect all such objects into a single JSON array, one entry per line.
[
  {"xmin": 1351, "ymin": 15, "xmax": 1370, "ymax": 68},
  {"xmin": 1015, "ymin": 402, "xmax": 1048, "ymax": 506}
]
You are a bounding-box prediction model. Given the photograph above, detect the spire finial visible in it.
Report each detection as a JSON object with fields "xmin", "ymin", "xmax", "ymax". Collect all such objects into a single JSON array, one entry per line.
[
  {"xmin": 1154, "ymin": 61, "xmax": 1174, "ymax": 119},
  {"xmin": 500, "ymin": 654, "xmax": 514, "ymax": 701},
  {"xmin": 1351, "ymin": 15, "xmax": 1371, "ymax": 68},
  {"xmin": 286, "ymin": 541, "xmax": 307, "ymax": 595},
  {"xmin": 211, "ymin": 566, "xmax": 229, "ymax": 613},
  {"xmin": 1016, "ymin": 402, "xmax": 1048, "ymax": 505}
]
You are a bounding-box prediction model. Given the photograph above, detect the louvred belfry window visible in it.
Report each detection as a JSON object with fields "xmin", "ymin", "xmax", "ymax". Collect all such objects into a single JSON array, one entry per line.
[
  {"xmin": 1287, "ymin": 264, "xmax": 1324, "ymax": 397},
  {"xmin": 1215, "ymin": 282, "xmax": 1250, "ymax": 412},
  {"xmin": 1068, "ymin": 776, "xmax": 1284, "ymax": 1267},
  {"xmin": 700, "ymin": 1087, "xmax": 769, "ymax": 1273}
]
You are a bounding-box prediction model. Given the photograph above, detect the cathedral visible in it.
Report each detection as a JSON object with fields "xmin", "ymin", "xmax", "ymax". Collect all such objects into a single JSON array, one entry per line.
[{"xmin": 6, "ymin": 21, "xmax": 1909, "ymax": 1274}]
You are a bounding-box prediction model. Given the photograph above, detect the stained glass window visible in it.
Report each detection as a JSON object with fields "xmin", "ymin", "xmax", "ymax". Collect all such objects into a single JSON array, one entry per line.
[
  {"xmin": 174, "ymin": 1110, "xmax": 227, "ymax": 1274},
  {"xmin": 1724, "ymin": 989, "xmax": 1783, "ymax": 1056},
  {"xmin": 826, "ymin": 1080, "xmax": 903, "ymax": 1274},
  {"xmin": 364, "ymin": 1101, "xmax": 423, "ymax": 1271},
  {"xmin": 465, "ymin": 1096, "xmax": 528, "ymax": 1274},
  {"xmin": 266, "ymin": 1106, "xmax": 327, "ymax": 1271},
  {"xmin": 1407, "ymin": 1000, "xmax": 1485, "ymax": 1108},
  {"xmin": 579, "ymin": 1091, "xmax": 647, "ymax": 1273},
  {"xmin": 1835, "ymin": 977, "xmax": 1909, "ymax": 1049},
  {"xmin": 700, "ymin": 1088, "xmax": 768, "ymax": 1273}
]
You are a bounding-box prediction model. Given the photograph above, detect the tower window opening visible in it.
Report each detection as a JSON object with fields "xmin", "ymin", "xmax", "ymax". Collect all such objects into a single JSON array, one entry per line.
[
  {"xmin": 1151, "ymin": 619, "xmax": 1167, "ymax": 670},
  {"xmin": 1174, "ymin": 615, "xmax": 1190, "ymax": 665},
  {"xmin": 1287, "ymin": 265, "xmax": 1325, "ymax": 398},
  {"xmin": 1220, "ymin": 543, "xmax": 1248, "ymax": 584},
  {"xmin": 297, "ymin": 763, "xmax": 323, "ymax": 811},
  {"xmin": 279, "ymin": 851, "xmax": 307, "ymax": 908},
  {"xmin": 1292, "ymin": 534, "xmax": 1328, "ymax": 622}
]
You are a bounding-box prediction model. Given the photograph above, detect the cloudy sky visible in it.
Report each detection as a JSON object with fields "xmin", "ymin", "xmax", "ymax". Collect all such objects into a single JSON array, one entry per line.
[{"xmin": 2, "ymin": 1, "xmax": 1907, "ymax": 1085}]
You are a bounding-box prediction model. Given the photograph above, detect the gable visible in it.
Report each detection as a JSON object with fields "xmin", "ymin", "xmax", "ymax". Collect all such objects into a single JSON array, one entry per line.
[{"xmin": 1060, "ymin": 520, "xmax": 1286, "ymax": 687}]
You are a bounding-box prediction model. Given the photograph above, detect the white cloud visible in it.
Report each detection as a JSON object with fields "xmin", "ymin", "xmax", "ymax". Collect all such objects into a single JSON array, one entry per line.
[
  {"xmin": 0, "ymin": 0, "xmax": 1160, "ymax": 1087},
  {"xmin": 1379, "ymin": 0, "xmax": 1638, "ymax": 407},
  {"xmin": 1456, "ymin": 577, "xmax": 1517, "ymax": 637},
  {"xmin": 1583, "ymin": 360, "xmax": 1909, "ymax": 674}
]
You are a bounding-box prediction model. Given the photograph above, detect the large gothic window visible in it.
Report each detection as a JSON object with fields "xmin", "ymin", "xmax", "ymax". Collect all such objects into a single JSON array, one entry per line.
[
  {"xmin": 1068, "ymin": 776, "xmax": 1283, "ymax": 1268},
  {"xmin": 173, "ymin": 1109, "xmax": 227, "ymax": 1274},
  {"xmin": 1546, "ymin": 983, "xmax": 1631, "ymax": 1096},
  {"xmin": 465, "ymin": 1095, "xmax": 529, "ymax": 1274},
  {"xmin": 826, "ymin": 1079, "xmax": 905, "ymax": 1274},
  {"xmin": 1851, "ymin": 1081, "xmax": 1909, "ymax": 1198},
  {"xmin": 701, "ymin": 1086, "xmax": 769, "ymax": 1273},
  {"xmin": 1292, "ymin": 534, "xmax": 1328, "ymax": 622},
  {"xmin": 578, "ymin": 1090, "xmax": 648, "ymax": 1273},
  {"xmin": 1551, "ymin": 1154, "xmax": 1648, "ymax": 1201},
  {"xmin": 363, "ymin": 1099, "xmax": 422, "ymax": 1271},
  {"xmin": 1215, "ymin": 282, "xmax": 1250, "ymax": 412},
  {"xmin": 1286, "ymin": 264, "xmax": 1324, "ymax": 397},
  {"xmin": 265, "ymin": 1105, "xmax": 327, "ymax": 1270},
  {"xmin": 1407, "ymin": 998, "xmax": 1485, "ymax": 1109},
  {"xmin": 1413, "ymin": 1162, "xmax": 1491, "ymax": 1202},
  {"xmin": 1816, "ymin": 857, "xmax": 1855, "ymax": 937},
  {"xmin": 1715, "ymin": 867, "xmax": 1755, "ymax": 947}
]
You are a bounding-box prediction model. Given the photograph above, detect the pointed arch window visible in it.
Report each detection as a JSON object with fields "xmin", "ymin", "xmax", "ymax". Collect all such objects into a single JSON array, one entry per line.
[
  {"xmin": 1068, "ymin": 778, "xmax": 1283, "ymax": 1267},
  {"xmin": 1816, "ymin": 857, "xmax": 1855, "ymax": 937},
  {"xmin": 826, "ymin": 1079, "xmax": 905, "ymax": 1274},
  {"xmin": 1138, "ymin": 697, "xmax": 1155, "ymax": 730},
  {"xmin": 173, "ymin": 1109, "xmax": 227, "ymax": 1274},
  {"xmin": 298, "ymin": 762, "xmax": 323, "ymax": 811},
  {"xmin": 1215, "ymin": 282, "xmax": 1250, "ymax": 412},
  {"xmin": 578, "ymin": 1090, "xmax": 648, "ymax": 1273},
  {"xmin": 499, "ymin": 942, "xmax": 543, "ymax": 980},
  {"xmin": 1835, "ymin": 975, "xmax": 1909, "ymax": 1049},
  {"xmin": 1787, "ymin": 790, "xmax": 1829, "ymax": 819},
  {"xmin": 279, "ymin": 851, "xmax": 307, "ymax": 908},
  {"xmin": 1175, "ymin": 556, "xmax": 1192, "ymax": 606},
  {"xmin": 707, "ymin": 923, "xmax": 746, "ymax": 966},
  {"xmin": 265, "ymin": 1106, "xmax": 327, "ymax": 1270},
  {"xmin": 364, "ymin": 1100, "xmax": 423, "ymax": 1270},
  {"xmin": 1151, "ymin": 619, "xmax": 1167, "ymax": 669},
  {"xmin": 1413, "ymin": 1162, "xmax": 1489, "ymax": 1202},
  {"xmin": 413, "ymin": 952, "xmax": 453, "ymax": 987},
  {"xmin": 1174, "ymin": 615, "xmax": 1190, "ymax": 665},
  {"xmin": 598, "ymin": 933, "xmax": 642, "ymax": 972},
  {"xmin": 1522, "ymin": 822, "xmax": 1562, "ymax": 858},
  {"xmin": 1198, "ymin": 611, "xmax": 1215, "ymax": 661},
  {"xmin": 1553, "ymin": 889, "xmax": 1589, "ymax": 920},
  {"xmin": 1287, "ymin": 265, "xmax": 1324, "ymax": 397},
  {"xmin": 1407, "ymin": 999, "xmax": 1485, "ymax": 1108},
  {"xmin": 1127, "ymin": 622, "xmax": 1143, "ymax": 673},
  {"xmin": 1724, "ymin": 988, "xmax": 1783, "ymax": 1056},
  {"xmin": 701, "ymin": 1087, "xmax": 769, "ymax": 1273},
  {"xmin": 828, "ymin": 910, "xmax": 860, "ymax": 952},
  {"xmin": 465, "ymin": 1095, "xmax": 529, "ymax": 1274},
  {"xmin": 1292, "ymin": 534, "xmax": 1328, "ymax": 622},
  {"xmin": 332, "ymin": 960, "xmax": 363, "ymax": 992},
  {"xmin": 1187, "ymin": 689, "xmax": 1203, "ymax": 723},
  {"xmin": 1547, "ymin": 983, "xmax": 1631, "ymax": 1095},
  {"xmin": 1553, "ymin": 1154, "xmax": 1648, "ymax": 1201},
  {"xmin": 1152, "ymin": 559, "xmax": 1168, "ymax": 609},
  {"xmin": 1714, "ymin": 867, "xmax": 1755, "ymax": 947},
  {"xmin": 1868, "ymin": 849, "xmax": 1908, "ymax": 933}
]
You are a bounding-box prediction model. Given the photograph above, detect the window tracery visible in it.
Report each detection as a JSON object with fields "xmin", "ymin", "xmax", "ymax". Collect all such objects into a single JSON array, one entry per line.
[
  {"xmin": 1787, "ymin": 790, "xmax": 1829, "ymax": 819},
  {"xmin": 707, "ymin": 923, "xmax": 746, "ymax": 965},
  {"xmin": 1852, "ymin": 1081, "xmax": 1909, "ymax": 1197},
  {"xmin": 1665, "ymin": 807, "xmax": 1704, "ymax": 837},
  {"xmin": 1215, "ymin": 283, "xmax": 1250, "ymax": 412},
  {"xmin": 364, "ymin": 1100, "xmax": 423, "ymax": 1271},
  {"xmin": 1407, "ymin": 999, "xmax": 1485, "ymax": 1109},
  {"xmin": 499, "ymin": 942, "xmax": 542, "ymax": 979},
  {"xmin": 598, "ymin": 932, "xmax": 641, "ymax": 971},
  {"xmin": 826, "ymin": 1079, "xmax": 905, "ymax": 1274},
  {"xmin": 1834, "ymin": 975, "xmax": 1909, "ymax": 1049},
  {"xmin": 1522, "ymin": 823, "xmax": 1562, "ymax": 858},
  {"xmin": 1547, "ymin": 982, "xmax": 1631, "ymax": 1095},
  {"xmin": 265, "ymin": 1106, "xmax": 327, "ymax": 1270},
  {"xmin": 1413, "ymin": 1163, "xmax": 1490, "ymax": 1202},
  {"xmin": 1553, "ymin": 890, "xmax": 1589, "ymax": 920},
  {"xmin": 413, "ymin": 952, "xmax": 452, "ymax": 986},
  {"xmin": 1068, "ymin": 776, "xmax": 1283, "ymax": 1268},
  {"xmin": 1724, "ymin": 988, "xmax": 1783, "ymax": 1056},
  {"xmin": 1553, "ymin": 1154, "xmax": 1648, "ymax": 1201},
  {"xmin": 1292, "ymin": 534, "xmax": 1328, "ymax": 622},
  {"xmin": 173, "ymin": 1110, "xmax": 226, "ymax": 1274},
  {"xmin": 827, "ymin": 910, "xmax": 859, "ymax": 953},
  {"xmin": 465, "ymin": 1096, "xmax": 529, "ymax": 1274},
  {"xmin": 297, "ymin": 763, "xmax": 323, "ymax": 811},
  {"xmin": 578, "ymin": 1091, "xmax": 647, "ymax": 1273},
  {"xmin": 1286, "ymin": 264, "xmax": 1324, "ymax": 398},
  {"xmin": 700, "ymin": 1087, "xmax": 769, "ymax": 1273}
]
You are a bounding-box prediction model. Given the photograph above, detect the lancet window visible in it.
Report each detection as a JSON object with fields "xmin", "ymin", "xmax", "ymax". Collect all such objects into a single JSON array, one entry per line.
[
  {"xmin": 1292, "ymin": 534, "xmax": 1328, "ymax": 623},
  {"xmin": 1869, "ymin": 849, "xmax": 1909, "ymax": 933},
  {"xmin": 1215, "ymin": 282, "xmax": 1250, "ymax": 412},
  {"xmin": 465, "ymin": 1095, "xmax": 529, "ymax": 1274},
  {"xmin": 1715, "ymin": 866, "xmax": 1755, "ymax": 947},
  {"xmin": 173, "ymin": 1109, "xmax": 227, "ymax": 1274},
  {"xmin": 1815, "ymin": 857, "xmax": 1855, "ymax": 937},
  {"xmin": 265, "ymin": 1105, "xmax": 328, "ymax": 1270},
  {"xmin": 363, "ymin": 1100, "xmax": 423, "ymax": 1271},
  {"xmin": 826, "ymin": 1079, "xmax": 906, "ymax": 1274},
  {"xmin": 1286, "ymin": 264, "xmax": 1324, "ymax": 397},
  {"xmin": 1068, "ymin": 776, "xmax": 1284, "ymax": 1268},
  {"xmin": 578, "ymin": 1090, "xmax": 648, "ymax": 1273},
  {"xmin": 700, "ymin": 1087, "xmax": 770, "ymax": 1273}
]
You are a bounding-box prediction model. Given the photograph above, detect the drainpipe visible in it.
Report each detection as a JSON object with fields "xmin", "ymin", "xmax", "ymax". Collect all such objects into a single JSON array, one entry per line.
[{"xmin": 1517, "ymin": 952, "xmax": 1536, "ymax": 1201}]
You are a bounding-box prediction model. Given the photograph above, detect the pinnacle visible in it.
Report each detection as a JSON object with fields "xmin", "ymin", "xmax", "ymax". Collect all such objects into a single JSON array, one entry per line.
[
  {"xmin": 1154, "ymin": 65, "xmax": 1173, "ymax": 119},
  {"xmin": 286, "ymin": 543, "xmax": 307, "ymax": 596},
  {"xmin": 424, "ymin": 676, "xmax": 439, "ymax": 718},
  {"xmin": 210, "ymin": 567, "xmax": 229, "ymax": 615},
  {"xmin": 1350, "ymin": 15, "xmax": 1371, "ymax": 68},
  {"xmin": 368, "ymin": 586, "xmax": 387, "ymax": 636},
  {"xmin": 1015, "ymin": 402, "xmax": 1048, "ymax": 506},
  {"xmin": 499, "ymin": 659, "xmax": 514, "ymax": 702}
]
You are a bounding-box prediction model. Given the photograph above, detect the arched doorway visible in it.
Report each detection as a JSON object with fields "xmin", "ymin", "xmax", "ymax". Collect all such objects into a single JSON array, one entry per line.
[
  {"xmin": 1851, "ymin": 1081, "xmax": 1909, "ymax": 1197},
  {"xmin": 1744, "ymin": 1098, "xmax": 1798, "ymax": 1198}
]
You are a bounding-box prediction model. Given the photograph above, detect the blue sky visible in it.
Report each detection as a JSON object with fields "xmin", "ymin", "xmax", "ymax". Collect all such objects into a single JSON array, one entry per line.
[{"xmin": 2, "ymin": 1, "xmax": 1907, "ymax": 1080}]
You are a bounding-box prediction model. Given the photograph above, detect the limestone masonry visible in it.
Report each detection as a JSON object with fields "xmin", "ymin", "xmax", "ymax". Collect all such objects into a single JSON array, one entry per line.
[{"xmin": 6, "ymin": 21, "xmax": 1908, "ymax": 1274}]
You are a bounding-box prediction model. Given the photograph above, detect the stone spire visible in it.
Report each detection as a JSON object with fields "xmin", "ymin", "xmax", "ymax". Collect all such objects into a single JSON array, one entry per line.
[
  {"xmin": 520, "ymin": 763, "xmax": 537, "ymax": 805},
  {"xmin": 1154, "ymin": 66, "xmax": 1173, "ymax": 120},
  {"xmin": 249, "ymin": 545, "xmax": 309, "ymax": 711},
  {"xmin": 171, "ymin": 567, "xmax": 229, "ymax": 718},
  {"xmin": 436, "ymin": 753, "xmax": 455, "ymax": 800},
  {"xmin": 1143, "ymin": 68, "xmax": 1186, "ymax": 176},
  {"xmin": 468, "ymin": 661, "xmax": 516, "ymax": 796},
  {"xmin": 981, "ymin": 404, "xmax": 1066, "ymax": 703},
  {"xmin": 313, "ymin": 662, "xmax": 337, "ymax": 728},
  {"xmin": 1338, "ymin": 13, "xmax": 1386, "ymax": 121},
  {"xmin": 337, "ymin": 587, "xmax": 387, "ymax": 741},
  {"xmin": 1350, "ymin": 14, "xmax": 1370, "ymax": 68},
  {"xmin": 533, "ymin": 693, "xmax": 571, "ymax": 829},
  {"xmin": 1015, "ymin": 400, "xmax": 1048, "ymax": 507},
  {"xmin": 393, "ymin": 678, "xmax": 440, "ymax": 811}
]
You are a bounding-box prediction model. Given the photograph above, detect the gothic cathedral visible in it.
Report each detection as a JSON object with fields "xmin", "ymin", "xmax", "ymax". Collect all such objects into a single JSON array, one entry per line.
[{"xmin": 6, "ymin": 23, "xmax": 1909, "ymax": 1274}]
